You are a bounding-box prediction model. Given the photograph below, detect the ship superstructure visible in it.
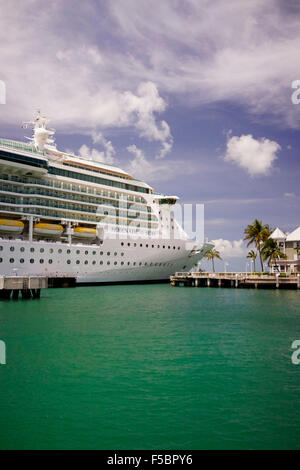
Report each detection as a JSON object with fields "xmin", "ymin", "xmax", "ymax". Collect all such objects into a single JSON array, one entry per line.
[{"xmin": 0, "ymin": 112, "xmax": 212, "ymax": 284}]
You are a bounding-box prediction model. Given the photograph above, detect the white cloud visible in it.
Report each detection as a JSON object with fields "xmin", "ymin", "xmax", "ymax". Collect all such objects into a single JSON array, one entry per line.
[
  {"xmin": 212, "ymin": 238, "xmax": 248, "ymax": 258},
  {"xmin": 126, "ymin": 144, "xmax": 192, "ymax": 182},
  {"xmin": 224, "ymin": 134, "xmax": 280, "ymax": 176},
  {"xmin": 284, "ymin": 192, "xmax": 296, "ymax": 198}
]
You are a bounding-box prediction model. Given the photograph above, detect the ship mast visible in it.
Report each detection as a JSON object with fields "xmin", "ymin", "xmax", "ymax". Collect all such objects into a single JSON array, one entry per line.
[{"xmin": 22, "ymin": 110, "xmax": 56, "ymax": 151}]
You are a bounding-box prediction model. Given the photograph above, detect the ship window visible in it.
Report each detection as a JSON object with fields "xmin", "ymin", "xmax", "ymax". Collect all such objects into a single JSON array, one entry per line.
[
  {"xmin": 127, "ymin": 243, "xmax": 130, "ymax": 246},
  {"xmin": 49, "ymin": 248, "xmax": 54, "ymax": 254},
  {"xmin": 84, "ymin": 260, "xmax": 88, "ymax": 265},
  {"xmin": 92, "ymin": 251, "xmax": 96, "ymax": 255},
  {"xmin": 121, "ymin": 261, "xmax": 124, "ymax": 265},
  {"xmin": 100, "ymin": 251, "xmax": 103, "ymax": 255},
  {"xmin": 40, "ymin": 248, "xmax": 44, "ymax": 253},
  {"xmin": 107, "ymin": 261, "xmax": 110, "ymax": 265},
  {"xmin": 67, "ymin": 260, "xmax": 71, "ymax": 264},
  {"xmin": 67, "ymin": 249, "xmax": 71, "ymax": 254},
  {"xmin": 76, "ymin": 250, "xmax": 80, "ymax": 254},
  {"xmin": 178, "ymin": 247, "xmax": 180, "ymax": 250},
  {"xmin": 173, "ymin": 246, "xmax": 176, "ymax": 249},
  {"xmin": 30, "ymin": 247, "xmax": 35, "ymax": 252},
  {"xmin": 133, "ymin": 262, "xmax": 136, "ymax": 266},
  {"xmin": 121, "ymin": 242, "xmax": 124, "ymax": 246},
  {"xmin": 114, "ymin": 252, "xmax": 117, "ymax": 256},
  {"xmin": 10, "ymin": 246, "xmax": 14, "ymax": 252},
  {"xmin": 20, "ymin": 258, "xmax": 24, "ymax": 263},
  {"xmin": 163, "ymin": 245, "xmax": 165, "ymax": 249},
  {"xmin": 58, "ymin": 249, "xmax": 62, "ymax": 254},
  {"xmin": 107, "ymin": 252, "xmax": 110, "ymax": 256},
  {"xmin": 157, "ymin": 245, "xmax": 160, "ymax": 249},
  {"xmin": 127, "ymin": 262, "xmax": 130, "ymax": 265},
  {"xmin": 40, "ymin": 259, "xmax": 44, "ymax": 264},
  {"xmin": 85, "ymin": 250, "xmax": 88, "ymax": 255},
  {"xmin": 146, "ymin": 244, "xmax": 148, "ymax": 248},
  {"xmin": 134, "ymin": 243, "xmax": 137, "ymax": 247},
  {"xmin": 0, "ymin": 246, "xmax": 2, "ymax": 251},
  {"xmin": 92, "ymin": 260, "xmax": 96, "ymax": 265},
  {"xmin": 0, "ymin": 258, "xmax": 2, "ymax": 263},
  {"xmin": 168, "ymin": 246, "xmax": 170, "ymax": 249},
  {"xmin": 100, "ymin": 261, "xmax": 103, "ymax": 265},
  {"xmin": 140, "ymin": 244, "xmax": 143, "ymax": 247},
  {"xmin": 30, "ymin": 259, "xmax": 34, "ymax": 263},
  {"xmin": 9, "ymin": 258, "xmax": 14, "ymax": 263},
  {"xmin": 49, "ymin": 259, "xmax": 53, "ymax": 264},
  {"xmin": 152, "ymin": 245, "xmax": 154, "ymax": 248},
  {"xmin": 114, "ymin": 261, "xmax": 117, "ymax": 265},
  {"xmin": 121, "ymin": 252, "xmax": 124, "ymax": 256}
]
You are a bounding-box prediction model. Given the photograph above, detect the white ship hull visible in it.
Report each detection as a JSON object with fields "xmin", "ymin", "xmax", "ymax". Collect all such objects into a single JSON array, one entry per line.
[{"xmin": 0, "ymin": 238, "xmax": 211, "ymax": 284}]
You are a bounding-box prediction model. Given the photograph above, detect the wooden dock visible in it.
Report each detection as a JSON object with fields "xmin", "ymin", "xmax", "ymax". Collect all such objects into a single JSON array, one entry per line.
[
  {"xmin": 170, "ymin": 272, "xmax": 300, "ymax": 289},
  {"xmin": 0, "ymin": 275, "xmax": 76, "ymax": 300}
]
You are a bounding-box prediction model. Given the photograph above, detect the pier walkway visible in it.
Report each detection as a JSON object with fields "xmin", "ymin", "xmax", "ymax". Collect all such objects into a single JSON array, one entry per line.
[{"xmin": 170, "ymin": 272, "xmax": 300, "ymax": 289}]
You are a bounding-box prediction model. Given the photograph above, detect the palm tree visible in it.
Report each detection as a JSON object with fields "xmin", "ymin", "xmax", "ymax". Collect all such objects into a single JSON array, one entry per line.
[
  {"xmin": 205, "ymin": 248, "xmax": 222, "ymax": 273},
  {"xmin": 247, "ymin": 250, "xmax": 257, "ymax": 272},
  {"xmin": 261, "ymin": 238, "xmax": 287, "ymax": 270},
  {"xmin": 243, "ymin": 219, "xmax": 271, "ymax": 271}
]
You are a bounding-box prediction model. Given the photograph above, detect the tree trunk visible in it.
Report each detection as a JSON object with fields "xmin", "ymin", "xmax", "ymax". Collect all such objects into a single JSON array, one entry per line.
[
  {"xmin": 212, "ymin": 258, "xmax": 215, "ymax": 273},
  {"xmin": 258, "ymin": 245, "xmax": 263, "ymax": 271},
  {"xmin": 254, "ymin": 259, "xmax": 256, "ymax": 272}
]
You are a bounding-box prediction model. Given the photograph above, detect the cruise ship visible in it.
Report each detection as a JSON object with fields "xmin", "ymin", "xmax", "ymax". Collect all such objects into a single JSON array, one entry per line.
[{"xmin": 0, "ymin": 112, "xmax": 212, "ymax": 284}]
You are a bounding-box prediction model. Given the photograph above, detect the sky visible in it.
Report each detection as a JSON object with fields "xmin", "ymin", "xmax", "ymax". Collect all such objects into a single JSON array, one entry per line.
[{"xmin": 0, "ymin": 0, "xmax": 299, "ymax": 271}]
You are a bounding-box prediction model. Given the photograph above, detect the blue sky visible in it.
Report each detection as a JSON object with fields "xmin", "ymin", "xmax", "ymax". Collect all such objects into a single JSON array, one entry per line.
[{"xmin": 0, "ymin": 0, "xmax": 299, "ymax": 270}]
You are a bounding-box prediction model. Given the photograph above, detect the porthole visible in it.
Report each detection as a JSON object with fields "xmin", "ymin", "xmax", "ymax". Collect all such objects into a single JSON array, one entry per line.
[
  {"xmin": 157, "ymin": 245, "xmax": 160, "ymax": 249},
  {"xmin": 76, "ymin": 250, "xmax": 80, "ymax": 254},
  {"xmin": 40, "ymin": 259, "xmax": 44, "ymax": 264},
  {"xmin": 92, "ymin": 260, "xmax": 96, "ymax": 265},
  {"xmin": 58, "ymin": 249, "xmax": 62, "ymax": 254},
  {"xmin": 121, "ymin": 252, "xmax": 124, "ymax": 256},
  {"xmin": 152, "ymin": 245, "xmax": 154, "ymax": 248},
  {"xmin": 114, "ymin": 252, "xmax": 117, "ymax": 256},
  {"xmin": 9, "ymin": 258, "xmax": 14, "ymax": 263},
  {"xmin": 121, "ymin": 242, "xmax": 124, "ymax": 246},
  {"xmin": 0, "ymin": 258, "xmax": 2, "ymax": 263},
  {"xmin": 133, "ymin": 262, "xmax": 136, "ymax": 266},
  {"xmin": 107, "ymin": 252, "xmax": 110, "ymax": 256},
  {"xmin": 20, "ymin": 247, "xmax": 25, "ymax": 252},
  {"xmin": 100, "ymin": 261, "xmax": 103, "ymax": 265},
  {"xmin": 85, "ymin": 250, "xmax": 88, "ymax": 255},
  {"xmin": 76, "ymin": 260, "xmax": 80, "ymax": 264},
  {"xmin": 163, "ymin": 246, "xmax": 165, "ymax": 249},
  {"xmin": 10, "ymin": 246, "xmax": 14, "ymax": 252},
  {"xmin": 178, "ymin": 246, "xmax": 180, "ymax": 250},
  {"xmin": 92, "ymin": 251, "xmax": 96, "ymax": 255},
  {"xmin": 114, "ymin": 261, "xmax": 117, "ymax": 265},
  {"xmin": 40, "ymin": 248, "xmax": 44, "ymax": 253},
  {"xmin": 67, "ymin": 260, "xmax": 71, "ymax": 264},
  {"xmin": 140, "ymin": 244, "xmax": 143, "ymax": 247},
  {"xmin": 67, "ymin": 249, "xmax": 71, "ymax": 254},
  {"xmin": 127, "ymin": 262, "xmax": 130, "ymax": 265},
  {"xmin": 100, "ymin": 251, "xmax": 103, "ymax": 255},
  {"xmin": 30, "ymin": 247, "xmax": 35, "ymax": 253},
  {"xmin": 30, "ymin": 259, "xmax": 34, "ymax": 264},
  {"xmin": 20, "ymin": 259, "xmax": 24, "ymax": 263},
  {"xmin": 0, "ymin": 246, "xmax": 3, "ymax": 251},
  {"xmin": 49, "ymin": 259, "xmax": 53, "ymax": 264},
  {"xmin": 168, "ymin": 246, "xmax": 170, "ymax": 249},
  {"xmin": 49, "ymin": 248, "xmax": 54, "ymax": 254},
  {"xmin": 84, "ymin": 260, "xmax": 88, "ymax": 265},
  {"xmin": 107, "ymin": 261, "xmax": 110, "ymax": 265},
  {"xmin": 146, "ymin": 244, "xmax": 148, "ymax": 248},
  {"xmin": 121, "ymin": 261, "xmax": 124, "ymax": 266},
  {"xmin": 127, "ymin": 243, "xmax": 130, "ymax": 246},
  {"xmin": 145, "ymin": 262, "xmax": 147, "ymax": 266}
]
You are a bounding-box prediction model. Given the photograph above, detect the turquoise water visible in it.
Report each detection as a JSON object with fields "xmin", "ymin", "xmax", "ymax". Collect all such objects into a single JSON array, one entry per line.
[{"xmin": 0, "ymin": 285, "xmax": 299, "ymax": 450}]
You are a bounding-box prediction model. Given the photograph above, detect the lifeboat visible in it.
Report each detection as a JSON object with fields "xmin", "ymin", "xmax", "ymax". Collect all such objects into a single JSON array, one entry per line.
[
  {"xmin": 33, "ymin": 223, "xmax": 63, "ymax": 237},
  {"xmin": 0, "ymin": 219, "xmax": 24, "ymax": 234},
  {"xmin": 73, "ymin": 227, "xmax": 97, "ymax": 239}
]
